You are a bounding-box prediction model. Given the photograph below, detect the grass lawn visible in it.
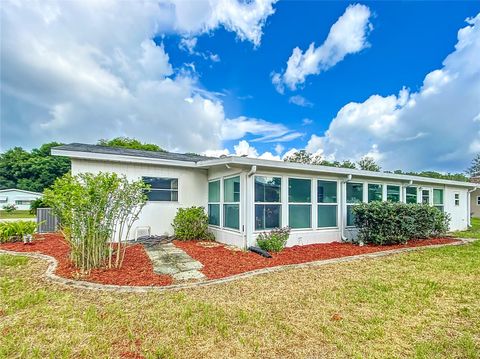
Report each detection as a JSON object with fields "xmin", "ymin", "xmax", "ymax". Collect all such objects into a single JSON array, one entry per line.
[
  {"xmin": 0, "ymin": 210, "xmax": 35, "ymax": 219},
  {"xmin": 1, "ymin": 241, "xmax": 479, "ymax": 358},
  {"xmin": 452, "ymin": 217, "xmax": 480, "ymax": 239}
]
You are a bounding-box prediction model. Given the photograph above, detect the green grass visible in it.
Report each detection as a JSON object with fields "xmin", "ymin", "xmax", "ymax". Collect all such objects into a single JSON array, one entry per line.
[
  {"xmin": 0, "ymin": 210, "xmax": 35, "ymax": 219},
  {"xmin": 1, "ymin": 240, "xmax": 479, "ymax": 358},
  {"xmin": 452, "ymin": 217, "xmax": 480, "ymax": 239}
]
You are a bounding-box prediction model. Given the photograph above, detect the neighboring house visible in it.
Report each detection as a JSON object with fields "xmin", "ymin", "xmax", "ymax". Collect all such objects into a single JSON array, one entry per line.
[
  {"xmin": 52, "ymin": 143, "xmax": 475, "ymax": 248},
  {"xmin": 468, "ymin": 177, "xmax": 480, "ymax": 218},
  {"xmin": 0, "ymin": 189, "xmax": 42, "ymax": 211}
]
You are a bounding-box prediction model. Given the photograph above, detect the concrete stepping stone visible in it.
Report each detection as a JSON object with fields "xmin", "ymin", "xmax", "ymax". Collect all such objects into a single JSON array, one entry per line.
[{"xmin": 144, "ymin": 242, "xmax": 206, "ymax": 281}]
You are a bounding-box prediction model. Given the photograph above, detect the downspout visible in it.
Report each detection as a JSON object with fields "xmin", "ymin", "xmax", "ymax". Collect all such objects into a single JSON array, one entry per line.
[
  {"xmin": 467, "ymin": 187, "xmax": 477, "ymax": 227},
  {"xmin": 243, "ymin": 165, "xmax": 257, "ymax": 250},
  {"xmin": 340, "ymin": 174, "xmax": 353, "ymax": 241}
]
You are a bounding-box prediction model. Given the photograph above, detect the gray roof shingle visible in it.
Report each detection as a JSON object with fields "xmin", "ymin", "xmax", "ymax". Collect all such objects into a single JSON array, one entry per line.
[{"xmin": 53, "ymin": 143, "xmax": 214, "ymax": 163}]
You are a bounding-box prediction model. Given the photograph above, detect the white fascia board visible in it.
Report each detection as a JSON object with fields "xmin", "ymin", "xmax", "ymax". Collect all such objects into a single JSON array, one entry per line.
[
  {"xmin": 51, "ymin": 149, "xmax": 198, "ymax": 168},
  {"xmin": 197, "ymin": 156, "xmax": 476, "ymax": 188},
  {"xmin": 0, "ymin": 189, "xmax": 43, "ymax": 195}
]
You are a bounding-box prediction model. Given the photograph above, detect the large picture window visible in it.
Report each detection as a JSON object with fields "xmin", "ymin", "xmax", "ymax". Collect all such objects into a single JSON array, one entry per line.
[
  {"xmin": 255, "ymin": 176, "xmax": 281, "ymax": 230},
  {"xmin": 368, "ymin": 184, "xmax": 383, "ymax": 202},
  {"xmin": 346, "ymin": 182, "xmax": 363, "ymax": 226},
  {"xmin": 288, "ymin": 178, "xmax": 311, "ymax": 228},
  {"xmin": 223, "ymin": 176, "xmax": 240, "ymax": 230},
  {"xmin": 406, "ymin": 187, "xmax": 417, "ymax": 204},
  {"xmin": 317, "ymin": 180, "xmax": 337, "ymax": 228},
  {"xmin": 433, "ymin": 189, "xmax": 444, "ymax": 212},
  {"xmin": 208, "ymin": 180, "xmax": 220, "ymax": 226},
  {"xmin": 387, "ymin": 185, "xmax": 400, "ymax": 202},
  {"xmin": 143, "ymin": 177, "xmax": 178, "ymax": 201}
]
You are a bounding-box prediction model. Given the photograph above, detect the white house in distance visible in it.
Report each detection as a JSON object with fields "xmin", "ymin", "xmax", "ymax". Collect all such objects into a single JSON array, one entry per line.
[
  {"xmin": 52, "ymin": 143, "xmax": 476, "ymax": 248},
  {"xmin": 0, "ymin": 189, "xmax": 42, "ymax": 211}
]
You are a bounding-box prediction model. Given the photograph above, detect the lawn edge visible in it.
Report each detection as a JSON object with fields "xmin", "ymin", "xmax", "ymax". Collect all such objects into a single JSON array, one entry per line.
[{"xmin": 0, "ymin": 238, "xmax": 476, "ymax": 293}]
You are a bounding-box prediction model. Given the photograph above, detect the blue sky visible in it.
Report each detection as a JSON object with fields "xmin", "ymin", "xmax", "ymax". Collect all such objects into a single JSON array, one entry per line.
[{"xmin": 1, "ymin": 1, "xmax": 480, "ymax": 172}]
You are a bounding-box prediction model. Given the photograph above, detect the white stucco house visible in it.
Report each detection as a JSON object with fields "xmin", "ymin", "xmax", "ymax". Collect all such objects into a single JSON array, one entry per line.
[
  {"xmin": 52, "ymin": 143, "xmax": 476, "ymax": 248},
  {"xmin": 0, "ymin": 189, "xmax": 42, "ymax": 211}
]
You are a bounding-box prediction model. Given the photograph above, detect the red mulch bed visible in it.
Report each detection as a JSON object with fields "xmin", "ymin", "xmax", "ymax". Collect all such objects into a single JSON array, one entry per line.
[
  {"xmin": 174, "ymin": 238, "xmax": 459, "ymax": 279},
  {"xmin": 0, "ymin": 233, "xmax": 172, "ymax": 286}
]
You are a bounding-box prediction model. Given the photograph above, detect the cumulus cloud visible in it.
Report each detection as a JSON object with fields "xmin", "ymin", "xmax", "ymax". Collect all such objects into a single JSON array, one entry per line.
[
  {"xmin": 204, "ymin": 140, "xmax": 281, "ymax": 160},
  {"xmin": 273, "ymin": 4, "xmax": 372, "ymax": 92},
  {"xmin": 0, "ymin": 0, "xmax": 278, "ymax": 152},
  {"xmin": 306, "ymin": 13, "xmax": 480, "ymax": 171}
]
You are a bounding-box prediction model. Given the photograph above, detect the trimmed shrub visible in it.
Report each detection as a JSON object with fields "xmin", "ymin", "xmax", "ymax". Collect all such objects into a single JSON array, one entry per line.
[
  {"xmin": 353, "ymin": 202, "xmax": 450, "ymax": 245},
  {"xmin": 256, "ymin": 227, "xmax": 290, "ymax": 252},
  {"xmin": 172, "ymin": 206, "xmax": 214, "ymax": 241},
  {"xmin": 0, "ymin": 221, "xmax": 37, "ymax": 243}
]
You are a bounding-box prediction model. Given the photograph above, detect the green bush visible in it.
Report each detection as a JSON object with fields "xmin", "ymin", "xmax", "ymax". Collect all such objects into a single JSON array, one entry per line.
[
  {"xmin": 29, "ymin": 198, "xmax": 48, "ymax": 214},
  {"xmin": 352, "ymin": 202, "xmax": 450, "ymax": 245},
  {"xmin": 2, "ymin": 204, "xmax": 17, "ymax": 213},
  {"xmin": 172, "ymin": 206, "xmax": 214, "ymax": 241},
  {"xmin": 256, "ymin": 227, "xmax": 290, "ymax": 252},
  {"xmin": 0, "ymin": 221, "xmax": 37, "ymax": 243}
]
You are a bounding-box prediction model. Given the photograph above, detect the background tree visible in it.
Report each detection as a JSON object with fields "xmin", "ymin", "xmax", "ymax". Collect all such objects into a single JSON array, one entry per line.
[
  {"xmin": 283, "ymin": 150, "xmax": 313, "ymax": 164},
  {"xmin": 284, "ymin": 150, "xmax": 357, "ymax": 169},
  {"xmin": 467, "ymin": 154, "xmax": 480, "ymax": 177},
  {"xmin": 0, "ymin": 142, "xmax": 70, "ymax": 192},
  {"xmin": 357, "ymin": 156, "xmax": 381, "ymax": 172},
  {"xmin": 98, "ymin": 137, "xmax": 165, "ymax": 152}
]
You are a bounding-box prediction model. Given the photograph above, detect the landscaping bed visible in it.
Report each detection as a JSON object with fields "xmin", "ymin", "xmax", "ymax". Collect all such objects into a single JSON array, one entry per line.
[
  {"xmin": 174, "ymin": 238, "xmax": 459, "ymax": 279},
  {"xmin": 0, "ymin": 233, "xmax": 172, "ymax": 286},
  {"xmin": 0, "ymin": 233, "xmax": 458, "ymax": 286}
]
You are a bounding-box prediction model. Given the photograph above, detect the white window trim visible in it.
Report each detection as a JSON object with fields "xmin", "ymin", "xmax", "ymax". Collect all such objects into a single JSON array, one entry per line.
[
  {"xmin": 143, "ymin": 177, "xmax": 179, "ymax": 202},
  {"xmin": 345, "ymin": 181, "xmax": 365, "ymax": 228},
  {"xmin": 222, "ymin": 174, "xmax": 242, "ymax": 232},
  {"xmin": 317, "ymin": 179, "xmax": 339, "ymax": 229},
  {"xmin": 253, "ymin": 175, "xmax": 282, "ymax": 232},
  {"xmin": 454, "ymin": 192, "xmax": 460, "ymax": 206},
  {"xmin": 367, "ymin": 182, "xmax": 384, "ymax": 203},
  {"xmin": 287, "ymin": 176, "xmax": 313, "ymax": 230},
  {"xmin": 385, "ymin": 184, "xmax": 402, "ymax": 202},
  {"xmin": 432, "ymin": 188, "xmax": 444, "ymax": 211},
  {"xmin": 207, "ymin": 179, "xmax": 221, "ymax": 228}
]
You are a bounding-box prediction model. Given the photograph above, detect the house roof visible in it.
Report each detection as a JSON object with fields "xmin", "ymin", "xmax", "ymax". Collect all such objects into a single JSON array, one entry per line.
[
  {"xmin": 52, "ymin": 143, "xmax": 214, "ymax": 163},
  {"xmin": 52, "ymin": 143, "xmax": 477, "ymax": 188},
  {"xmin": 0, "ymin": 189, "xmax": 43, "ymax": 196}
]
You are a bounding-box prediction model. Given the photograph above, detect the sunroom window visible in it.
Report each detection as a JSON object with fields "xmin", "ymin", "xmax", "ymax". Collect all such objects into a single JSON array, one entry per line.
[
  {"xmin": 422, "ymin": 189, "xmax": 430, "ymax": 205},
  {"xmin": 142, "ymin": 177, "xmax": 178, "ymax": 201},
  {"xmin": 368, "ymin": 184, "xmax": 383, "ymax": 202},
  {"xmin": 288, "ymin": 178, "xmax": 311, "ymax": 229},
  {"xmin": 406, "ymin": 187, "xmax": 417, "ymax": 204},
  {"xmin": 254, "ymin": 176, "xmax": 281, "ymax": 230},
  {"xmin": 433, "ymin": 189, "xmax": 444, "ymax": 212},
  {"xmin": 208, "ymin": 180, "xmax": 220, "ymax": 226},
  {"xmin": 223, "ymin": 176, "xmax": 240, "ymax": 230},
  {"xmin": 387, "ymin": 185, "xmax": 400, "ymax": 202},
  {"xmin": 317, "ymin": 180, "xmax": 337, "ymax": 228},
  {"xmin": 346, "ymin": 182, "xmax": 363, "ymax": 226}
]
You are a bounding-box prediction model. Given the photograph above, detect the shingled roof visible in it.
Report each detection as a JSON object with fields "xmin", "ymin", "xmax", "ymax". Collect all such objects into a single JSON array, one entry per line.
[{"xmin": 53, "ymin": 143, "xmax": 215, "ymax": 163}]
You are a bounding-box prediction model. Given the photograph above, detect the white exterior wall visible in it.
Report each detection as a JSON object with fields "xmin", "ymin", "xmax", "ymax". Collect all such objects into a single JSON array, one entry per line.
[
  {"xmin": 0, "ymin": 189, "xmax": 42, "ymax": 211},
  {"xmin": 71, "ymin": 159, "xmax": 208, "ymax": 240},
  {"xmin": 444, "ymin": 186, "xmax": 469, "ymax": 231}
]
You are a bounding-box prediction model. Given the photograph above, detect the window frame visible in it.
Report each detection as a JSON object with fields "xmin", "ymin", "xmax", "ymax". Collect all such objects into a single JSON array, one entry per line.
[
  {"xmin": 222, "ymin": 174, "xmax": 241, "ymax": 231},
  {"xmin": 254, "ymin": 175, "xmax": 282, "ymax": 231},
  {"xmin": 421, "ymin": 188, "xmax": 431, "ymax": 205},
  {"xmin": 142, "ymin": 176, "xmax": 178, "ymax": 202},
  {"xmin": 346, "ymin": 182, "xmax": 364, "ymax": 227},
  {"xmin": 367, "ymin": 183, "xmax": 384, "ymax": 203},
  {"xmin": 405, "ymin": 186, "xmax": 418, "ymax": 204},
  {"xmin": 433, "ymin": 188, "xmax": 444, "ymax": 212},
  {"xmin": 477, "ymin": 196, "xmax": 480, "ymax": 206},
  {"xmin": 317, "ymin": 179, "xmax": 338, "ymax": 229},
  {"xmin": 207, "ymin": 179, "xmax": 221, "ymax": 227},
  {"xmin": 287, "ymin": 177, "xmax": 312, "ymax": 230},
  {"xmin": 454, "ymin": 193, "xmax": 460, "ymax": 206},
  {"xmin": 386, "ymin": 184, "xmax": 401, "ymax": 203}
]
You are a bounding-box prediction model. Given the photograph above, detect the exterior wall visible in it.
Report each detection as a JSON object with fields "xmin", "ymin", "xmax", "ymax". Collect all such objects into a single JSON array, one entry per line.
[
  {"xmin": 470, "ymin": 189, "xmax": 480, "ymax": 218},
  {"xmin": 0, "ymin": 190, "xmax": 42, "ymax": 211},
  {"xmin": 71, "ymin": 159, "xmax": 208, "ymax": 240},
  {"xmin": 444, "ymin": 186, "xmax": 469, "ymax": 231}
]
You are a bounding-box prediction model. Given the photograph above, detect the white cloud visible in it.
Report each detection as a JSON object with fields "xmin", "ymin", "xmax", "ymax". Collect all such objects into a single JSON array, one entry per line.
[
  {"xmin": 306, "ymin": 13, "xmax": 480, "ymax": 171},
  {"xmin": 274, "ymin": 143, "xmax": 284, "ymax": 155},
  {"xmin": 288, "ymin": 95, "xmax": 313, "ymax": 107},
  {"xmin": 0, "ymin": 0, "xmax": 277, "ymax": 152},
  {"xmin": 273, "ymin": 4, "xmax": 372, "ymax": 92},
  {"xmin": 179, "ymin": 37, "xmax": 198, "ymax": 54},
  {"xmin": 204, "ymin": 140, "xmax": 281, "ymax": 160},
  {"xmin": 302, "ymin": 118, "xmax": 313, "ymax": 125}
]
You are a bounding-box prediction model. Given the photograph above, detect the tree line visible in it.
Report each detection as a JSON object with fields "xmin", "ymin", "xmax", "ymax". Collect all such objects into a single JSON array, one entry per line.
[{"xmin": 0, "ymin": 138, "xmax": 477, "ymax": 193}]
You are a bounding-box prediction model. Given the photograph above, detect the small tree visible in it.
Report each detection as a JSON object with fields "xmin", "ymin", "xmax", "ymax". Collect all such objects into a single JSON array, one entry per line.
[
  {"xmin": 467, "ymin": 154, "xmax": 480, "ymax": 177},
  {"xmin": 357, "ymin": 156, "xmax": 381, "ymax": 172},
  {"xmin": 172, "ymin": 207, "xmax": 213, "ymax": 241},
  {"xmin": 44, "ymin": 172, "xmax": 148, "ymax": 272}
]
